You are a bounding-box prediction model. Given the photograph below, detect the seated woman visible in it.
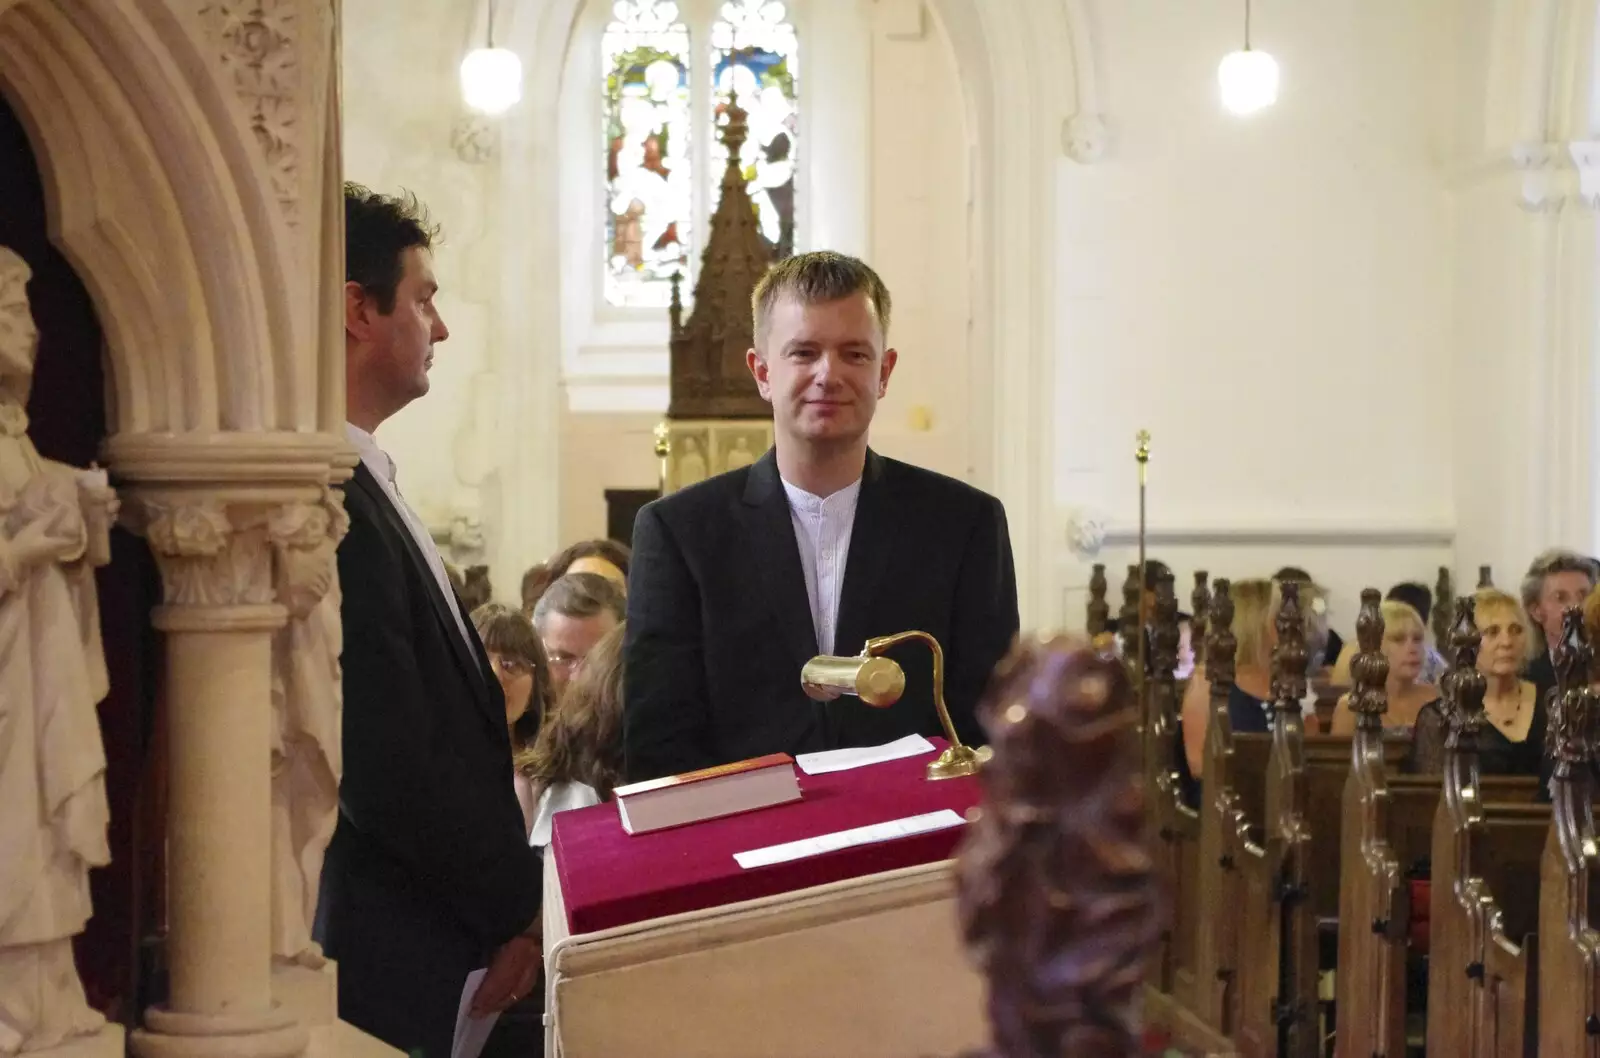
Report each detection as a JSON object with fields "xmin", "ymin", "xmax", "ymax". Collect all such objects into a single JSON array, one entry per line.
[
  {"xmin": 1180, "ymin": 579, "xmax": 1276, "ymax": 782},
  {"xmin": 1410, "ymin": 588, "xmax": 1544, "ymax": 775},
  {"xmin": 471, "ymin": 603, "xmax": 556, "ymax": 834},
  {"xmin": 520, "ymin": 622, "xmax": 626, "ymax": 848},
  {"xmin": 1327, "ymin": 600, "xmax": 1438, "ymax": 734}
]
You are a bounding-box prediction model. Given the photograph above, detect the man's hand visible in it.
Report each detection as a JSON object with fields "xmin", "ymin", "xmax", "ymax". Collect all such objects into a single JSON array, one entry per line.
[{"xmin": 469, "ymin": 930, "xmax": 541, "ymax": 1017}]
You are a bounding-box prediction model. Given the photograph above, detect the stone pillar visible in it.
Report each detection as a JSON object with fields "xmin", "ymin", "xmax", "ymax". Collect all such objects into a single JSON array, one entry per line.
[{"xmin": 128, "ymin": 494, "xmax": 309, "ymax": 1058}]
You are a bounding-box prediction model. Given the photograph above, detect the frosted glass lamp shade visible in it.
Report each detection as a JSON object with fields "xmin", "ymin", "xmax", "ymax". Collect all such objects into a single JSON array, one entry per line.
[
  {"xmin": 1218, "ymin": 48, "xmax": 1279, "ymax": 115},
  {"xmin": 461, "ymin": 47, "xmax": 522, "ymax": 114}
]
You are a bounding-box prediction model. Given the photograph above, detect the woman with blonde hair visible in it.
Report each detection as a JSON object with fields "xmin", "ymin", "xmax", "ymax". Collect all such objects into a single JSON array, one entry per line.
[
  {"xmin": 1180, "ymin": 577, "xmax": 1331, "ymax": 785},
  {"xmin": 1410, "ymin": 588, "xmax": 1544, "ymax": 775},
  {"xmin": 520, "ymin": 622, "xmax": 626, "ymax": 847},
  {"xmin": 1327, "ymin": 600, "xmax": 1438, "ymax": 735}
]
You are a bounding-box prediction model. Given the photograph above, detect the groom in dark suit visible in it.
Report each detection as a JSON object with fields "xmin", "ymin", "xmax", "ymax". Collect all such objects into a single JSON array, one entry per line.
[
  {"xmin": 623, "ymin": 251, "xmax": 1020, "ymax": 782},
  {"xmin": 315, "ymin": 185, "xmax": 541, "ymax": 1058}
]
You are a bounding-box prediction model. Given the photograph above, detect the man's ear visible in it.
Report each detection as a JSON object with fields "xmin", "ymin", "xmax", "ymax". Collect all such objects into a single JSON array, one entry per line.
[
  {"xmin": 877, "ymin": 347, "xmax": 899, "ymax": 398},
  {"xmin": 345, "ymin": 281, "xmax": 376, "ymax": 342},
  {"xmin": 746, "ymin": 347, "xmax": 772, "ymax": 400}
]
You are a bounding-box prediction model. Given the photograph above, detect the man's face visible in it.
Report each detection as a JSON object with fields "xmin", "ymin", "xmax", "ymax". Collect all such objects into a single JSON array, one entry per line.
[
  {"xmin": 540, "ymin": 609, "xmax": 619, "ymax": 697},
  {"xmin": 350, "ymin": 246, "xmax": 449, "ymax": 410},
  {"xmin": 1532, "ymin": 571, "xmax": 1593, "ymax": 648},
  {"xmin": 747, "ymin": 292, "xmax": 896, "ymax": 449}
]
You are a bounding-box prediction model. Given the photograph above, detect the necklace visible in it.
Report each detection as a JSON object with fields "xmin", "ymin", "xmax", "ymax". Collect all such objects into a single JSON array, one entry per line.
[{"xmin": 1486, "ymin": 692, "xmax": 1525, "ymax": 730}]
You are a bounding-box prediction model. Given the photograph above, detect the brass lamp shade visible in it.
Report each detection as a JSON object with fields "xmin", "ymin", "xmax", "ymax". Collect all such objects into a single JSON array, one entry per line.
[{"xmin": 801, "ymin": 654, "xmax": 906, "ymax": 707}]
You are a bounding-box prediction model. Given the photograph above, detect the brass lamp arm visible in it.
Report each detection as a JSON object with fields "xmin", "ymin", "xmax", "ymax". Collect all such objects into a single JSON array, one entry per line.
[
  {"xmin": 863, "ymin": 631, "xmax": 955, "ymax": 747},
  {"xmin": 862, "ymin": 630, "xmax": 979, "ymax": 781}
]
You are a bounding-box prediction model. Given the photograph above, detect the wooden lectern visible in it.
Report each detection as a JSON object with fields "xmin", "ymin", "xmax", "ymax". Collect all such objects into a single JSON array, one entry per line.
[{"xmin": 541, "ymin": 743, "xmax": 989, "ymax": 1058}]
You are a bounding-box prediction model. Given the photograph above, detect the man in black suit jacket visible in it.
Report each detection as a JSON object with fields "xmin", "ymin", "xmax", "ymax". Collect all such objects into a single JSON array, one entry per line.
[
  {"xmin": 624, "ymin": 251, "xmax": 1019, "ymax": 781},
  {"xmin": 315, "ymin": 185, "xmax": 541, "ymax": 1058}
]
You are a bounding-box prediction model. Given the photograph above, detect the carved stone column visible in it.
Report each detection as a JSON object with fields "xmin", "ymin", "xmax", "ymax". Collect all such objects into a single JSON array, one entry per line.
[{"xmin": 126, "ymin": 490, "xmax": 310, "ymax": 1058}]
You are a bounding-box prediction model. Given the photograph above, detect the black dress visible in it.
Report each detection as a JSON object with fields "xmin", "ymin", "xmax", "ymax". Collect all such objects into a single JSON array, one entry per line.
[{"xmin": 1408, "ymin": 694, "xmax": 1545, "ymax": 777}]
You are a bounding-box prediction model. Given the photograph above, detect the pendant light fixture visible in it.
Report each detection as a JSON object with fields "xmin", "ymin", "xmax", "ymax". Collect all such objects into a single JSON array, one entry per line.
[
  {"xmin": 461, "ymin": 0, "xmax": 522, "ymax": 115},
  {"xmin": 1217, "ymin": 0, "xmax": 1279, "ymax": 116}
]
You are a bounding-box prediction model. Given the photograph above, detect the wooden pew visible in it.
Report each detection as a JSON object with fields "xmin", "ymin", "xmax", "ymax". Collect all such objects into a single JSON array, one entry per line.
[
  {"xmin": 1536, "ymin": 609, "xmax": 1600, "ymax": 1057},
  {"xmin": 1232, "ymin": 583, "xmax": 1319, "ymax": 1058},
  {"xmin": 1427, "ymin": 597, "xmax": 1549, "ymax": 1058}
]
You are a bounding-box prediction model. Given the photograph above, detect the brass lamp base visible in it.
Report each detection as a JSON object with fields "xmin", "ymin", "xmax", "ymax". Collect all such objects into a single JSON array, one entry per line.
[{"xmin": 927, "ymin": 743, "xmax": 982, "ymax": 781}]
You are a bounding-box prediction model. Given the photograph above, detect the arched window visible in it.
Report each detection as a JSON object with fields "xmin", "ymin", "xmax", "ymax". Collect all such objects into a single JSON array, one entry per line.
[
  {"xmin": 601, "ymin": 0, "xmax": 798, "ymax": 308},
  {"xmin": 603, "ymin": 0, "xmax": 693, "ymax": 308},
  {"xmin": 711, "ymin": 0, "xmax": 798, "ymax": 260}
]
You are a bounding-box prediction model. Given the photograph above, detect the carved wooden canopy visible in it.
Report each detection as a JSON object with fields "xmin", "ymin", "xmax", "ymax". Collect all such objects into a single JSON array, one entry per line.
[{"xmin": 667, "ymin": 96, "xmax": 774, "ymax": 421}]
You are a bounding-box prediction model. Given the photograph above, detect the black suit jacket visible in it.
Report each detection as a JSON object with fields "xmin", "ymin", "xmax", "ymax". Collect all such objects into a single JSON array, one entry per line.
[
  {"xmin": 315, "ymin": 461, "xmax": 541, "ymax": 1058},
  {"xmin": 623, "ymin": 448, "xmax": 1020, "ymax": 782}
]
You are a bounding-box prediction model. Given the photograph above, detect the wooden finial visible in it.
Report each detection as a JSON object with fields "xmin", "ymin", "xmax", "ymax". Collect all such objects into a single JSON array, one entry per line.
[
  {"xmin": 1433, "ymin": 566, "xmax": 1454, "ymax": 652},
  {"xmin": 1548, "ymin": 606, "xmax": 1594, "ymax": 774},
  {"xmin": 668, "ymin": 270, "xmax": 684, "ymax": 337},
  {"xmin": 1207, "ymin": 578, "xmax": 1237, "ymax": 689},
  {"xmin": 1151, "ymin": 569, "xmax": 1180, "ymax": 682},
  {"xmin": 1270, "ymin": 581, "xmax": 1309, "ymax": 714},
  {"xmin": 1350, "ymin": 588, "xmax": 1389, "ymax": 730},
  {"xmin": 1190, "ymin": 571, "xmax": 1211, "ymax": 651},
  {"xmin": 1118, "ymin": 564, "xmax": 1141, "ymax": 664},
  {"xmin": 1087, "ymin": 563, "xmax": 1110, "ymax": 637},
  {"xmin": 959, "ymin": 639, "xmax": 1157, "ymax": 1058},
  {"xmin": 1440, "ymin": 597, "xmax": 1486, "ymax": 747}
]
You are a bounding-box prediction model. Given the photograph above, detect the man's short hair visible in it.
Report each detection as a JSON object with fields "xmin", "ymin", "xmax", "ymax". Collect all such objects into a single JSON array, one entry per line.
[
  {"xmin": 751, "ymin": 251, "xmax": 892, "ymax": 345},
  {"xmin": 345, "ymin": 182, "xmax": 439, "ymax": 314},
  {"xmin": 1519, "ymin": 548, "xmax": 1600, "ymax": 613},
  {"xmin": 533, "ymin": 572, "xmax": 626, "ymax": 630}
]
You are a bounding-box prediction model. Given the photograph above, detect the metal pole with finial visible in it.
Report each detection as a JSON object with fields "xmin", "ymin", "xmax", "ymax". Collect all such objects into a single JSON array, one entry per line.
[{"xmin": 1136, "ymin": 430, "xmax": 1151, "ymax": 701}]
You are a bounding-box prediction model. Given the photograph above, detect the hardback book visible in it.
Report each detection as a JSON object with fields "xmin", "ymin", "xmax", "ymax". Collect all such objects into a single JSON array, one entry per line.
[{"xmin": 614, "ymin": 753, "xmax": 802, "ymax": 835}]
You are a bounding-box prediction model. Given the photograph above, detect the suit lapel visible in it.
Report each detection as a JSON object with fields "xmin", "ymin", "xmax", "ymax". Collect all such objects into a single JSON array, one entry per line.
[
  {"xmin": 833, "ymin": 450, "xmax": 893, "ymax": 655},
  {"xmin": 741, "ymin": 451, "xmax": 820, "ymax": 670},
  {"xmin": 350, "ymin": 463, "xmax": 497, "ymax": 722}
]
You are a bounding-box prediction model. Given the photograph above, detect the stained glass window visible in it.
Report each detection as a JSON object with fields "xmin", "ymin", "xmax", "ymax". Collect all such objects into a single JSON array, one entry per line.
[
  {"xmin": 710, "ymin": 0, "xmax": 798, "ymax": 260},
  {"xmin": 603, "ymin": 0, "xmax": 693, "ymax": 308}
]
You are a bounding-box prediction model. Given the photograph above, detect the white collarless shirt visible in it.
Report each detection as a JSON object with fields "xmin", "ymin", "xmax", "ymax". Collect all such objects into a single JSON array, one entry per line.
[
  {"xmin": 344, "ymin": 423, "xmax": 474, "ymax": 650},
  {"xmin": 780, "ymin": 476, "xmax": 862, "ymax": 656}
]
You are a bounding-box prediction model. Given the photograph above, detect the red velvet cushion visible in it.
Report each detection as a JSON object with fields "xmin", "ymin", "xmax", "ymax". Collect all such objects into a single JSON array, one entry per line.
[{"xmin": 551, "ymin": 740, "xmax": 980, "ymax": 934}]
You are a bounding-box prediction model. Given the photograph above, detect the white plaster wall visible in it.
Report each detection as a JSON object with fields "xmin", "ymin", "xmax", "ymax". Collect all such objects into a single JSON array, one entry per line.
[
  {"xmin": 863, "ymin": 1, "xmax": 974, "ymax": 482},
  {"xmin": 1052, "ymin": 0, "xmax": 1460, "ymax": 631}
]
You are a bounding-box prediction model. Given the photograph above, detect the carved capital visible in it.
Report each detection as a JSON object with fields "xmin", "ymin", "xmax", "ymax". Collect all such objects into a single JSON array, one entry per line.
[
  {"xmin": 451, "ymin": 113, "xmax": 500, "ymax": 164},
  {"xmin": 1512, "ymin": 141, "xmax": 1573, "ymax": 214},
  {"xmin": 1568, "ymin": 140, "xmax": 1600, "ymax": 212},
  {"xmin": 267, "ymin": 490, "xmax": 347, "ymax": 617},
  {"xmin": 135, "ymin": 499, "xmax": 274, "ymax": 609},
  {"xmin": 1063, "ymin": 112, "xmax": 1108, "ymax": 163}
]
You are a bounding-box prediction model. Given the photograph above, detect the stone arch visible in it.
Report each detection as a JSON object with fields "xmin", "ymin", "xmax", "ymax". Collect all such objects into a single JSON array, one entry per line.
[
  {"xmin": 498, "ymin": 0, "xmax": 1100, "ymax": 627},
  {"xmin": 0, "ymin": 0, "xmax": 326, "ymax": 444}
]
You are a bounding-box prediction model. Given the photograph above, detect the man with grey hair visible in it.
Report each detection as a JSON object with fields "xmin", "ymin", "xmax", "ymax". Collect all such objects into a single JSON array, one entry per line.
[
  {"xmin": 1520, "ymin": 548, "xmax": 1600, "ymax": 703},
  {"xmin": 534, "ymin": 571, "xmax": 625, "ymax": 700}
]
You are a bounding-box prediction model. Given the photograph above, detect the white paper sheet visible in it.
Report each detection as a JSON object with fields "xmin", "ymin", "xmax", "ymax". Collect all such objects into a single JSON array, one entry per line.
[
  {"xmin": 733, "ymin": 809, "xmax": 967, "ymax": 869},
  {"xmin": 452, "ymin": 968, "xmax": 502, "ymax": 1058},
  {"xmin": 793, "ymin": 734, "xmax": 935, "ymax": 775}
]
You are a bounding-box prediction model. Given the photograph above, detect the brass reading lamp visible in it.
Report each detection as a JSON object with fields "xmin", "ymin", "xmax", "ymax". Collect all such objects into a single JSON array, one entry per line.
[{"xmin": 800, "ymin": 630, "xmax": 982, "ymax": 781}]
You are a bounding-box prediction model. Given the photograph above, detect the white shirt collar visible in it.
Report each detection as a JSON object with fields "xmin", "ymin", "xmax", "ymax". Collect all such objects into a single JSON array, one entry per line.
[
  {"xmin": 780, "ymin": 475, "xmax": 862, "ymax": 512},
  {"xmin": 344, "ymin": 422, "xmax": 396, "ymax": 484}
]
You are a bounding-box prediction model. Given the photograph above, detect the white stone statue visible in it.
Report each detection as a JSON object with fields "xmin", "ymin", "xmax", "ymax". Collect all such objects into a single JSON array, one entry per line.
[
  {"xmin": 267, "ymin": 493, "xmax": 348, "ymax": 968},
  {"xmin": 0, "ymin": 245, "xmax": 119, "ymax": 1053},
  {"xmin": 676, "ymin": 435, "xmax": 708, "ymax": 487},
  {"xmin": 722, "ymin": 435, "xmax": 756, "ymax": 471}
]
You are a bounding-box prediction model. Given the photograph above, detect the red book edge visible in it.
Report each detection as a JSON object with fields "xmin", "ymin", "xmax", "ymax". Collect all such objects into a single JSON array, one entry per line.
[{"xmin": 613, "ymin": 753, "xmax": 796, "ymax": 800}]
